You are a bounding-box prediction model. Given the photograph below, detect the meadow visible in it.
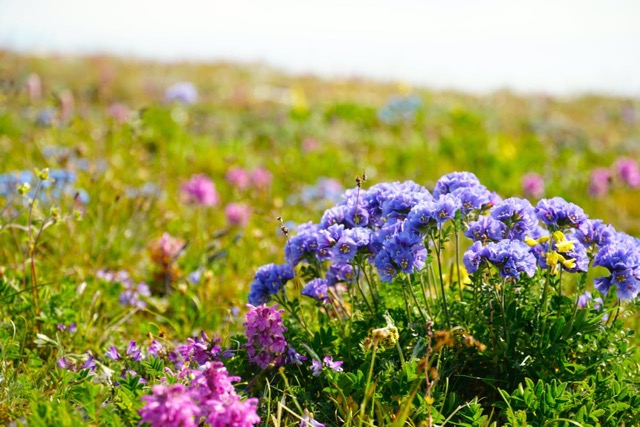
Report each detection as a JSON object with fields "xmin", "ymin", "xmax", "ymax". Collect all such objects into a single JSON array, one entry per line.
[{"xmin": 0, "ymin": 50, "xmax": 639, "ymax": 426}]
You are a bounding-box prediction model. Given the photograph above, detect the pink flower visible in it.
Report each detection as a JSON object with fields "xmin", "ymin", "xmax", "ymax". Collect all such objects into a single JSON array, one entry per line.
[
  {"xmin": 521, "ymin": 173, "xmax": 544, "ymax": 199},
  {"xmin": 226, "ymin": 167, "xmax": 251, "ymax": 191},
  {"xmin": 251, "ymin": 167, "xmax": 273, "ymax": 190},
  {"xmin": 26, "ymin": 73, "xmax": 41, "ymax": 102},
  {"xmin": 139, "ymin": 384, "xmax": 201, "ymax": 427},
  {"xmin": 107, "ymin": 103, "xmax": 131, "ymax": 125},
  {"xmin": 589, "ymin": 168, "xmax": 612, "ymax": 198},
  {"xmin": 181, "ymin": 174, "xmax": 219, "ymax": 207},
  {"xmin": 225, "ymin": 203, "xmax": 251, "ymax": 227},
  {"xmin": 615, "ymin": 157, "xmax": 640, "ymax": 188},
  {"xmin": 302, "ymin": 138, "xmax": 318, "ymax": 152}
]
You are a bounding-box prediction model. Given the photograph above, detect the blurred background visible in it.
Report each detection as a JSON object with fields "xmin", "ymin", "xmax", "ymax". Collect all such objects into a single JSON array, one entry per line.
[{"xmin": 2, "ymin": 0, "xmax": 640, "ymax": 96}]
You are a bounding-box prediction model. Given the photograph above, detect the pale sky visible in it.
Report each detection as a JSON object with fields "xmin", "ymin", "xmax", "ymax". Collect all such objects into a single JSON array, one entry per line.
[{"xmin": 1, "ymin": 0, "xmax": 640, "ymax": 96}]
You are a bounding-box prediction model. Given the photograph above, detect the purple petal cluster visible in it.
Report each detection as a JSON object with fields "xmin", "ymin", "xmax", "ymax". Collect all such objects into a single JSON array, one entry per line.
[
  {"xmin": 464, "ymin": 239, "xmax": 537, "ymax": 279},
  {"xmin": 593, "ymin": 233, "xmax": 640, "ymax": 300},
  {"xmin": 302, "ymin": 278, "xmax": 329, "ymax": 302},
  {"xmin": 182, "ymin": 174, "xmax": 219, "ymax": 207},
  {"xmin": 247, "ymin": 263, "xmax": 294, "ymax": 306},
  {"xmin": 535, "ymin": 197, "xmax": 588, "ymax": 229},
  {"xmin": 139, "ymin": 362, "xmax": 260, "ymax": 427},
  {"xmin": 244, "ymin": 304, "xmax": 288, "ymax": 369}
]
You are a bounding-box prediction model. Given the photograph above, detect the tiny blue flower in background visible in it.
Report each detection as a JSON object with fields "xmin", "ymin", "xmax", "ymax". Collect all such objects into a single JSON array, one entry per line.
[
  {"xmin": 165, "ymin": 82, "xmax": 198, "ymax": 105},
  {"xmin": 377, "ymin": 94, "xmax": 422, "ymax": 125}
]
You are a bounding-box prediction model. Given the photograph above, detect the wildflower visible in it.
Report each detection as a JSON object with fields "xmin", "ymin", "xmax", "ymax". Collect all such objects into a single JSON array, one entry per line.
[
  {"xmin": 452, "ymin": 185, "xmax": 491, "ymax": 214},
  {"xmin": 181, "ymin": 174, "xmax": 219, "ymax": 206},
  {"xmin": 251, "ymin": 167, "xmax": 273, "ymax": 190},
  {"xmin": 119, "ymin": 280, "xmax": 151, "ymax": 308},
  {"xmin": 615, "ymin": 157, "xmax": 640, "ymax": 188},
  {"xmin": 536, "ymin": 197, "xmax": 587, "ymax": 229},
  {"xmin": 165, "ymin": 82, "xmax": 198, "ymax": 105},
  {"xmin": 464, "ymin": 239, "xmax": 537, "ymax": 279},
  {"xmin": 139, "ymin": 384, "xmax": 201, "ymax": 427},
  {"xmin": 127, "ymin": 341, "xmax": 142, "ymax": 362},
  {"xmin": 247, "ymin": 263, "xmax": 294, "ymax": 306},
  {"xmin": 521, "ymin": 173, "xmax": 544, "ymax": 199},
  {"xmin": 149, "ymin": 340, "xmax": 164, "ymax": 357},
  {"xmin": 325, "ymin": 262, "xmax": 356, "ymax": 285},
  {"xmin": 593, "ymin": 236, "xmax": 640, "ymax": 300},
  {"xmin": 107, "ymin": 102, "xmax": 131, "ymax": 124},
  {"xmin": 574, "ymin": 219, "xmax": 615, "ymax": 247},
  {"xmin": 285, "ymin": 347, "xmax": 307, "ymax": 365},
  {"xmin": 244, "ymin": 304, "xmax": 288, "ymax": 369},
  {"xmin": 301, "ymin": 278, "xmax": 329, "ymax": 301},
  {"xmin": 490, "ymin": 197, "xmax": 539, "ymax": 240},
  {"xmin": 301, "ymin": 413, "xmax": 325, "ymax": 427},
  {"xmin": 310, "ymin": 359, "xmax": 323, "ymax": 377},
  {"xmin": 174, "ymin": 332, "xmax": 219, "ymax": 365},
  {"xmin": 577, "ymin": 291, "xmax": 603, "ymax": 310},
  {"xmin": 285, "ymin": 223, "xmax": 322, "ymax": 265},
  {"xmin": 433, "ymin": 172, "xmax": 482, "ymax": 198},
  {"xmin": 225, "ymin": 167, "xmax": 251, "ymax": 191},
  {"xmin": 225, "ymin": 203, "xmax": 251, "ymax": 227},
  {"xmin": 204, "ymin": 394, "xmax": 261, "ymax": 427},
  {"xmin": 105, "ymin": 346, "xmax": 121, "ymax": 360},
  {"xmin": 589, "ymin": 168, "xmax": 612, "ymax": 198},
  {"xmin": 432, "ymin": 193, "xmax": 461, "ymax": 224},
  {"xmin": 465, "ymin": 216, "xmax": 507, "ymax": 243}
]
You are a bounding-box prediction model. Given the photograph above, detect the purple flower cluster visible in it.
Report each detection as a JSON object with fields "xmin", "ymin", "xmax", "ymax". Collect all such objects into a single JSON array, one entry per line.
[
  {"xmin": 310, "ymin": 356, "xmax": 344, "ymax": 377},
  {"xmin": 593, "ymin": 233, "xmax": 640, "ymax": 300},
  {"xmin": 97, "ymin": 269, "xmax": 151, "ymax": 308},
  {"xmin": 247, "ymin": 263, "xmax": 294, "ymax": 306},
  {"xmin": 139, "ymin": 362, "xmax": 260, "ymax": 427},
  {"xmin": 244, "ymin": 304, "xmax": 288, "ymax": 369},
  {"xmin": 464, "ymin": 240, "xmax": 537, "ymax": 279}
]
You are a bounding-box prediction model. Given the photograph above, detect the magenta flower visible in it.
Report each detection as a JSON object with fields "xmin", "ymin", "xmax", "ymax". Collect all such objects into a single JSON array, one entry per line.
[
  {"xmin": 225, "ymin": 203, "xmax": 251, "ymax": 227},
  {"xmin": 139, "ymin": 384, "xmax": 201, "ymax": 427},
  {"xmin": 243, "ymin": 304, "xmax": 288, "ymax": 369},
  {"xmin": 204, "ymin": 394, "xmax": 261, "ymax": 427},
  {"xmin": 615, "ymin": 158, "xmax": 640, "ymax": 188},
  {"xmin": 521, "ymin": 173, "xmax": 544, "ymax": 199},
  {"xmin": 251, "ymin": 167, "xmax": 273, "ymax": 190},
  {"xmin": 589, "ymin": 168, "xmax": 612, "ymax": 198},
  {"xmin": 225, "ymin": 167, "xmax": 251, "ymax": 191},
  {"xmin": 181, "ymin": 174, "xmax": 219, "ymax": 207}
]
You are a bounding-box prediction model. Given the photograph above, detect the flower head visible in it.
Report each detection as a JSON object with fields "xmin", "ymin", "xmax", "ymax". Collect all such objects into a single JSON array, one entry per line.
[
  {"xmin": 181, "ymin": 174, "xmax": 219, "ymax": 206},
  {"xmin": 139, "ymin": 384, "xmax": 201, "ymax": 427}
]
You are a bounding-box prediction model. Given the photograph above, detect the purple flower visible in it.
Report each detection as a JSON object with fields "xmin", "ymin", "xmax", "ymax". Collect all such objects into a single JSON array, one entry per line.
[
  {"xmin": 536, "ymin": 197, "xmax": 587, "ymax": 229},
  {"xmin": 326, "ymin": 262, "xmax": 356, "ymax": 285},
  {"xmin": 432, "ymin": 193, "xmax": 461, "ymax": 224},
  {"xmin": 490, "ymin": 197, "xmax": 538, "ymax": 240},
  {"xmin": 286, "ymin": 347, "xmax": 307, "ymax": 365},
  {"xmin": 204, "ymin": 394, "xmax": 261, "ymax": 427},
  {"xmin": 593, "ymin": 237, "xmax": 640, "ymax": 300},
  {"xmin": 174, "ymin": 332, "xmax": 219, "ymax": 365},
  {"xmin": 310, "ymin": 359, "xmax": 323, "ymax": 377},
  {"xmin": 433, "ymin": 172, "xmax": 482, "ymax": 198},
  {"xmin": 127, "ymin": 341, "xmax": 142, "ymax": 361},
  {"xmin": 574, "ymin": 219, "xmax": 615, "ymax": 247},
  {"xmin": 139, "ymin": 384, "xmax": 201, "ymax": 427},
  {"xmin": 465, "ymin": 216, "xmax": 507, "ymax": 243},
  {"xmin": 181, "ymin": 174, "xmax": 219, "ymax": 206},
  {"xmin": 577, "ymin": 291, "xmax": 604, "ymax": 310},
  {"xmin": 106, "ymin": 346, "xmax": 121, "ymax": 360},
  {"xmin": 521, "ymin": 173, "xmax": 544, "ymax": 199},
  {"xmin": 286, "ymin": 223, "xmax": 323, "ymax": 265},
  {"xmin": 301, "ymin": 415, "xmax": 325, "ymax": 427},
  {"xmin": 464, "ymin": 239, "xmax": 537, "ymax": 279},
  {"xmin": 301, "ymin": 278, "xmax": 329, "ymax": 301},
  {"xmin": 323, "ymin": 356, "xmax": 343, "ymax": 373},
  {"xmin": 149, "ymin": 340, "xmax": 164, "ymax": 357},
  {"xmin": 244, "ymin": 304, "xmax": 288, "ymax": 369},
  {"xmin": 453, "ymin": 185, "xmax": 491, "ymax": 213},
  {"xmin": 248, "ymin": 263, "xmax": 294, "ymax": 306},
  {"xmin": 165, "ymin": 82, "xmax": 198, "ymax": 105},
  {"xmin": 331, "ymin": 236, "xmax": 358, "ymax": 262}
]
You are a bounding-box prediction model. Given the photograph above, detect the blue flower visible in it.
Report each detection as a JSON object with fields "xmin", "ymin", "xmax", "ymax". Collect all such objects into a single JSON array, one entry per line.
[
  {"xmin": 490, "ymin": 197, "xmax": 538, "ymax": 240},
  {"xmin": 465, "ymin": 216, "xmax": 507, "ymax": 242},
  {"xmin": 248, "ymin": 263, "xmax": 295, "ymax": 305}
]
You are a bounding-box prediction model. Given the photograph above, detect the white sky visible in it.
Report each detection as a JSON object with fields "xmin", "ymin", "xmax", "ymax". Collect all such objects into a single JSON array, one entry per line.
[{"xmin": 1, "ymin": 0, "xmax": 640, "ymax": 96}]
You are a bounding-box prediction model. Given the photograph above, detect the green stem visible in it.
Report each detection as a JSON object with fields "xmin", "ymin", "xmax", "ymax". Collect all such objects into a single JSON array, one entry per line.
[
  {"xmin": 434, "ymin": 232, "xmax": 452, "ymax": 329},
  {"xmin": 359, "ymin": 343, "xmax": 378, "ymax": 427}
]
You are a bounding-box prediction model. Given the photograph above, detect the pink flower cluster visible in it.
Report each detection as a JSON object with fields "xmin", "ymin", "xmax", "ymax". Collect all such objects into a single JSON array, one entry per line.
[
  {"xmin": 226, "ymin": 167, "xmax": 273, "ymax": 191},
  {"xmin": 243, "ymin": 304, "xmax": 288, "ymax": 369},
  {"xmin": 181, "ymin": 174, "xmax": 219, "ymax": 207},
  {"xmin": 589, "ymin": 157, "xmax": 640, "ymax": 198},
  {"xmin": 139, "ymin": 362, "xmax": 260, "ymax": 427},
  {"xmin": 521, "ymin": 173, "xmax": 544, "ymax": 199}
]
